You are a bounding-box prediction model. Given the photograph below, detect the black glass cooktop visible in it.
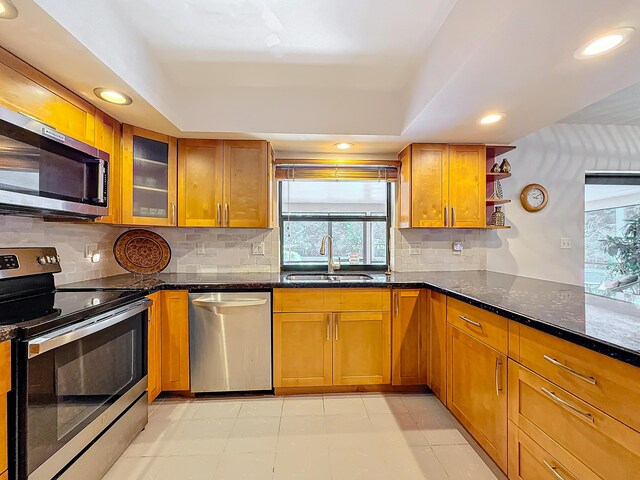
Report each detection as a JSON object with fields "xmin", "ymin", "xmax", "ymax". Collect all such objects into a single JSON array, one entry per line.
[{"xmin": 0, "ymin": 289, "xmax": 144, "ymax": 338}]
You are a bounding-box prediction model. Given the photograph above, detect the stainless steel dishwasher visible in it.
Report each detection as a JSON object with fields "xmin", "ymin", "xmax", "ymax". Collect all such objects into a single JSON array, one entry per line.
[{"xmin": 189, "ymin": 292, "xmax": 272, "ymax": 393}]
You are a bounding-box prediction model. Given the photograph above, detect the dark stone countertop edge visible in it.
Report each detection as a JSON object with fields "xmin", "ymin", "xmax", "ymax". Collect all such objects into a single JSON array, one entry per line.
[
  {"xmin": 0, "ymin": 326, "xmax": 17, "ymax": 342},
  {"xmin": 60, "ymin": 279, "xmax": 640, "ymax": 368}
]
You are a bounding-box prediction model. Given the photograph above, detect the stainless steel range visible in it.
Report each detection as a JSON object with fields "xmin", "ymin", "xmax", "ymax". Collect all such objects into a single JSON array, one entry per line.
[{"xmin": 0, "ymin": 247, "xmax": 150, "ymax": 480}]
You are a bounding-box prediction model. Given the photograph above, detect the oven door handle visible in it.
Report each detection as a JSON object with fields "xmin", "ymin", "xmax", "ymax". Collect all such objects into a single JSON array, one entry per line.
[{"xmin": 27, "ymin": 299, "xmax": 151, "ymax": 358}]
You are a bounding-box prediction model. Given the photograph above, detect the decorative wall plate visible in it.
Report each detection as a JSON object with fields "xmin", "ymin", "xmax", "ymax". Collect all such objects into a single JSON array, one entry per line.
[{"xmin": 113, "ymin": 229, "xmax": 171, "ymax": 274}]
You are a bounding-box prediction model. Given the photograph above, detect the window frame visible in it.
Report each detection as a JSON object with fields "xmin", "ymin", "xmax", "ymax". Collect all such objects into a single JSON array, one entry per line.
[{"xmin": 278, "ymin": 182, "xmax": 391, "ymax": 272}]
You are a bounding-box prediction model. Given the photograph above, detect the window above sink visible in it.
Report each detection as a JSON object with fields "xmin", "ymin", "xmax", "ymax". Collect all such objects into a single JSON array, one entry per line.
[{"xmin": 279, "ymin": 181, "xmax": 391, "ymax": 272}]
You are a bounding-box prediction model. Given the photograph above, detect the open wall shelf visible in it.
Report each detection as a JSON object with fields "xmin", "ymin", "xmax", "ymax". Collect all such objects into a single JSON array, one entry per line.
[{"xmin": 486, "ymin": 145, "xmax": 514, "ymax": 229}]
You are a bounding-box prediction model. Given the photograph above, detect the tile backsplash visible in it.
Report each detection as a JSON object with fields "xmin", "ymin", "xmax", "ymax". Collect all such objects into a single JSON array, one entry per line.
[
  {"xmin": 0, "ymin": 216, "xmax": 125, "ymax": 285},
  {"xmin": 0, "ymin": 215, "xmax": 487, "ymax": 283},
  {"xmin": 391, "ymin": 228, "xmax": 487, "ymax": 272}
]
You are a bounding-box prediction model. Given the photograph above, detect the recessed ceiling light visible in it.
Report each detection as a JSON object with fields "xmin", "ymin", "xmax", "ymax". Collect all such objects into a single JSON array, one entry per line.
[
  {"xmin": 334, "ymin": 143, "xmax": 353, "ymax": 150},
  {"xmin": 575, "ymin": 27, "xmax": 635, "ymax": 59},
  {"xmin": 478, "ymin": 113, "xmax": 504, "ymax": 125},
  {"xmin": 93, "ymin": 88, "xmax": 133, "ymax": 105},
  {"xmin": 0, "ymin": 0, "xmax": 18, "ymax": 19}
]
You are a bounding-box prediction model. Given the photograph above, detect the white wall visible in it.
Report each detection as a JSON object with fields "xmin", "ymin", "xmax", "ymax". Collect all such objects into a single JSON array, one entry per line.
[{"xmin": 486, "ymin": 123, "xmax": 640, "ymax": 286}]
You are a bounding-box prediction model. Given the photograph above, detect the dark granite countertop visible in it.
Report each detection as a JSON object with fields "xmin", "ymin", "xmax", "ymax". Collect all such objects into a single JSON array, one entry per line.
[
  {"xmin": 0, "ymin": 325, "xmax": 17, "ymax": 342},
  {"xmin": 60, "ymin": 271, "xmax": 640, "ymax": 367}
]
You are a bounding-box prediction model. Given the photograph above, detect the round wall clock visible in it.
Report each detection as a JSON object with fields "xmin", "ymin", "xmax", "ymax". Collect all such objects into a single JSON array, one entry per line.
[{"xmin": 520, "ymin": 184, "xmax": 548, "ymax": 212}]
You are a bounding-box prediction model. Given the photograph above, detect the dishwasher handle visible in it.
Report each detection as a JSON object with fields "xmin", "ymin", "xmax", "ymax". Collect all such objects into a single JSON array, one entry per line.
[{"xmin": 192, "ymin": 298, "xmax": 268, "ymax": 308}]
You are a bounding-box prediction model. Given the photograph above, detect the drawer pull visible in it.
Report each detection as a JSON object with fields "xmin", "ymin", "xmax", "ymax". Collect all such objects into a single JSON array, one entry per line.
[
  {"xmin": 495, "ymin": 358, "xmax": 502, "ymax": 396},
  {"xmin": 543, "ymin": 460, "xmax": 567, "ymax": 480},
  {"xmin": 459, "ymin": 315, "xmax": 481, "ymax": 327},
  {"xmin": 541, "ymin": 387, "xmax": 595, "ymax": 423},
  {"xmin": 543, "ymin": 355, "xmax": 597, "ymax": 385}
]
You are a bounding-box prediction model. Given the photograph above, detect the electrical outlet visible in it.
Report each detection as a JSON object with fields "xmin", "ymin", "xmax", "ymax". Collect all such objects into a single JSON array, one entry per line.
[
  {"xmin": 85, "ymin": 243, "xmax": 98, "ymax": 258},
  {"xmin": 452, "ymin": 241, "xmax": 463, "ymax": 255},
  {"xmin": 252, "ymin": 242, "xmax": 265, "ymax": 255},
  {"xmin": 560, "ymin": 238, "xmax": 572, "ymax": 249},
  {"xmin": 409, "ymin": 244, "xmax": 421, "ymax": 255},
  {"xmin": 196, "ymin": 242, "xmax": 206, "ymax": 255}
]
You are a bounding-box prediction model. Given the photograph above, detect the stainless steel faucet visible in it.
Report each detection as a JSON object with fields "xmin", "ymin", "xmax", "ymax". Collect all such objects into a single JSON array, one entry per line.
[{"xmin": 319, "ymin": 234, "xmax": 335, "ymax": 274}]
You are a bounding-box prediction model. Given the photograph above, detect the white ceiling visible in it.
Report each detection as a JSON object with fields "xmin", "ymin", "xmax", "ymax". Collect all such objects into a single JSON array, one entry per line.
[
  {"xmin": 560, "ymin": 80, "xmax": 640, "ymax": 126},
  {"xmin": 3, "ymin": 0, "xmax": 640, "ymax": 156}
]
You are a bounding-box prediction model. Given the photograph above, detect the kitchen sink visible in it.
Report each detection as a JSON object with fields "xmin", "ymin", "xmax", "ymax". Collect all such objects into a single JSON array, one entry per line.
[{"xmin": 285, "ymin": 273, "xmax": 374, "ymax": 282}]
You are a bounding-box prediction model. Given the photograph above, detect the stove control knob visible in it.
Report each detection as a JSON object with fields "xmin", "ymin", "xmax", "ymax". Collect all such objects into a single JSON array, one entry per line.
[
  {"xmin": 37, "ymin": 256, "xmax": 47, "ymax": 265},
  {"xmin": 50, "ymin": 256, "xmax": 58, "ymax": 264}
]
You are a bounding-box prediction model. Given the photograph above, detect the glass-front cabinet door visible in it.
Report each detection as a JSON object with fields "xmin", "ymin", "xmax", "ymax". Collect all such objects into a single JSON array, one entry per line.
[{"xmin": 122, "ymin": 125, "xmax": 177, "ymax": 226}]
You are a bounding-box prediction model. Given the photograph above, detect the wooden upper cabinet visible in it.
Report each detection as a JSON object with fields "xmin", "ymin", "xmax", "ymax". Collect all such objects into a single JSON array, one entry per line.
[
  {"xmin": 411, "ymin": 144, "xmax": 449, "ymax": 228},
  {"xmin": 397, "ymin": 143, "xmax": 486, "ymax": 228},
  {"xmin": 122, "ymin": 125, "xmax": 178, "ymax": 226},
  {"xmin": 223, "ymin": 140, "xmax": 269, "ymax": 228},
  {"xmin": 160, "ymin": 291, "xmax": 190, "ymax": 391},
  {"xmin": 448, "ymin": 145, "xmax": 486, "ymax": 228},
  {"xmin": 427, "ymin": 290, "xmax": 447, "ymax": 403},
  {"xmin": 0, "ymin": 48, "xmax": 96, "ymax": 145},
  {"xmin": 178, "ymin": 139, "xmax": 224, "ymax": 227},
  {"xmin": 391, "ymin": 289, "xmax": 428, "ymax": 386},
  {"xmin": 176, "ymin": 139, "xmax": 271, "ymax": 228},
  {"xmin": 95, "ymin": 111, "xmax": 122, "ymax": 224}
]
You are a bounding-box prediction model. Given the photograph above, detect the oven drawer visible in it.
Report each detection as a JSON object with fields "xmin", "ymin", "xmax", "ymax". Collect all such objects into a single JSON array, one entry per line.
[
  {"xmin": 447, "ymin": 297, "xmax": 508, "ymax": 353},
  {"xmin": 508, "ymin": 421, "xmax": 599, "ymax": 480},
  {"xmin": 508, "ymin": 360, "xmax": 640, "ymax": 480},
  {"xmin": 514, "ymin": 324, "xmax": 640, "ymax": 433}
]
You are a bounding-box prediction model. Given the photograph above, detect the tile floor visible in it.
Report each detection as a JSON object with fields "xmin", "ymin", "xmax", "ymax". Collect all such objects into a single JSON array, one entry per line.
[{"xmin": 104, "ymin": 393, "xmax": 503, "ymax": 480}]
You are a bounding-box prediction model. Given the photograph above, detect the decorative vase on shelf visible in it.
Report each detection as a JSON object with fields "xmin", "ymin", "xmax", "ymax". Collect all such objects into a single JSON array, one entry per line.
[
  {"xmin": 495, "ymin": 180, "xmax": 504, "ymax": 199},
  {"xmin": 490, "ymin": 206, "xmax": 505, "ymax": 226},
  {"xmin": 499, "ymin": 158, "xmax": 511, "ymax": 173},
  {"xmin": 490, "ymin": 162, "xmax": 500, "ymax": 173}
]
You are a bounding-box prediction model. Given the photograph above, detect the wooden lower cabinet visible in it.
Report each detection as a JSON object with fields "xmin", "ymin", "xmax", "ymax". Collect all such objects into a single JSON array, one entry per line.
[
  {"xmin": 334, "ymin": 311, "xmax": 391, "ymax": 385},
  {"xmin": 272, "ymin": 288, "xmax": 391, "ymax": 389},
  {"xmin": 427, "ymin": 290, "xmax": 447, "ymax": 402},
  {"xmin": 147, "ymin": 292, "xmax": 162, "ymax": 403},
  {"xmin": 508, "ymin": 360, "xmax": 640, "ymax": 480},
  {"xmin": 0, "ymin": 340, "xmax": 10, "ymax": 479},
  {"xmin": 160, "ymin": 291, "xmax": 190, "ymax": 391},
  {"xmin": 447, "ymin": 325, "xmax": 507, "ymax": 472},
  {"xmin": 273, "ymin": 313, "xmax": 332, "ymax": 388},
  {"xmin": 391, "ymin": 289, "xmax": 427, "ymax": 386},
  {"xmin": 508, "ymin": 421, "xmax": 599, "ymax": 480}
]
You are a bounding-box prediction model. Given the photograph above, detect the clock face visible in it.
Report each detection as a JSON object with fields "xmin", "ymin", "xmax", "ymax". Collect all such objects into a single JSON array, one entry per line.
[
  {"xmin": 521, "ymin": 184, "xmax": 548, "ymax": 212},
  {"xmin": 526, "ymin": 188, "xmax": 545, "ymax": 208}
]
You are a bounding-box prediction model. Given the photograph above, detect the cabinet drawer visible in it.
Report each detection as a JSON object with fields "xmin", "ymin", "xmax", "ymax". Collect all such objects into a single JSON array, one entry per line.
[
  {"xmin": 324, "ymin": 288, "xmax": 391, "ymax": 312},
  {"xmin": 447, "ymin": 298, "xmax": 508, "ymax": 353},
  {"xmin": 515, "ymin": 324, "xmax": 640, "ymax": 433},
  {"xmin": 273, "ymin": 289, "xmax": 324, "ymax": 313},
  {"xmin": 508, "ymin": 360, "xmax": 640, "ymax": 480},
  {"xmin": 508, "ymin": 422, "xmax": 598, "ymax": 480}
]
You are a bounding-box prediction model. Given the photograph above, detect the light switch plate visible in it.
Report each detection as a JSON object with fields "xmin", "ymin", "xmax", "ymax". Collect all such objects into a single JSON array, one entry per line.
[
  {"xmin": 196, "ymin": 242, "xmax": 206, "ymax": 255},
  {"xmin": 409, "ymin": 244, "xmax": 421, "ymax": 255},
  {"xmin": 252, "ymin": 242, "xmax": 265, "ymax": 255},
  {"xmin": 560, "ymin": 238, "xmax": 572, "ymax": 249},
  {"xmin": 85, "ymin": 243, "xmax": 98, "ymax": 258}
]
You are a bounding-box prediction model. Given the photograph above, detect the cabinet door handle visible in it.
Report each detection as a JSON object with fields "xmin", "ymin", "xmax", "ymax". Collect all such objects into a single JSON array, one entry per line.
[
  {"xmin": 334, "ymin": 313, "xmax": 339, "ymax": 341},
  {"xmin": 224, "ymin": 203, "xmax": 230, "ymax": 226},
  {"xmin": 326, "ymin": 314, "xmax": 331, "ymax": 341},
  {"xmin": 395, "ymin": 292, "xmax": 400, "ymax": 317},
  {"xmin": 543, "ymin": 355, "xmax": 597, "ymax": 385},
  {"xmin": 170, "ymin": 202, "xmax": 176, "ymax": 224},
  {"xmin": 216, "ymin": 203, "xmax": 222, "ymax": 226},
  {"xmin": 543, "ymin": 460, "xmax": 568, "ymax": 480},
  {"xmin": 459, "ymin": 315, "xmax": 481, "ymax": 328},
  {"xmin": 541, "ymin": 387, "xmax": 595, "ymax": 423},
  {"xmin": 495, "ymin": 358, "xmax": 502, "ymax": 396},
  {"xmin": 444, "ymin": 205, "xmax": 448, "ymax": 227},
  {"xmin": 451, "ymin": 206, "xmax": 456, "ymax": 227}
]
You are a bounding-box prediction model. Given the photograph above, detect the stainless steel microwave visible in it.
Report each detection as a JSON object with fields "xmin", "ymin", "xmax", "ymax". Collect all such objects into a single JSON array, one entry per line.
[{"xmin": 0, "ymin": 105, "xmax": 109, "ymax": 218}]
